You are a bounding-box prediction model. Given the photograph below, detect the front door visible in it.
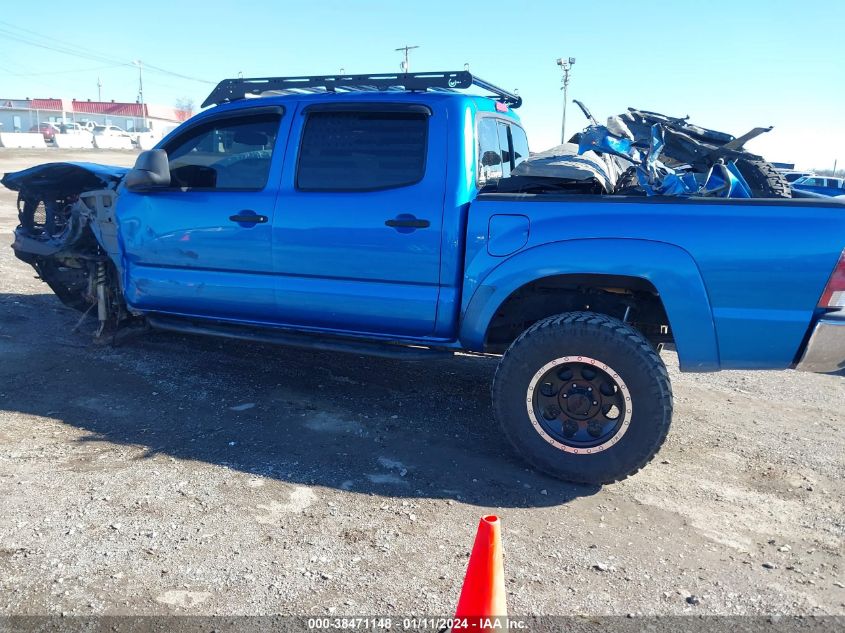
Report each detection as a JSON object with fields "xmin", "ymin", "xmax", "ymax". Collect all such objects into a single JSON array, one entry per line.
[
  {"xmin": 117, "ymin": 107, "xmax": 288, "ymax": 322},
  {"xmin": 272, "ymin": 103, "xmax": 445, "ymax": 337}
]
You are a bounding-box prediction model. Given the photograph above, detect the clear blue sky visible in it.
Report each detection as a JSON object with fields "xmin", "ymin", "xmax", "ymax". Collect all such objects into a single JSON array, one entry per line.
[{"xmin": 1, "ymin": 0, "xmax": 842, "ymax": 169}]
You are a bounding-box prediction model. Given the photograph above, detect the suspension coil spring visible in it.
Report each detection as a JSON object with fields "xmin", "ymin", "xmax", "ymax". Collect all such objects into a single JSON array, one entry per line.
[
  {"xmin": 96, "ymin": 262, "xmax": 108, "ymax": 332},
  {"xmin": 96, "ymin": 262, "xmax": 107, "ymax": 287}
]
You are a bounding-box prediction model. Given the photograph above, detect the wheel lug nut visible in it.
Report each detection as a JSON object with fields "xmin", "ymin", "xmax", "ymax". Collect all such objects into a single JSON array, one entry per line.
[{"xmin": 593, "ymin": 401, "xmax": 598, "ymax": 406}]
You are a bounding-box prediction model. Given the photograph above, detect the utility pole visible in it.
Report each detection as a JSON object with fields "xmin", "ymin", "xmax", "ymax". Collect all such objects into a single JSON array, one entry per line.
[
  {"xmin": 556, "ymin": 57, "xmax": 576, "ymax": 144},
  {"xmin": 134, "ymin": 60, "xmax": 147, "ymax": 130},
  {"xmin": 96, "ymin": 76, "xmax": 102, "ymax": 101},
  {"xmin": 395, "ymin": 45, "xmax": 419, "ymax": 73}
]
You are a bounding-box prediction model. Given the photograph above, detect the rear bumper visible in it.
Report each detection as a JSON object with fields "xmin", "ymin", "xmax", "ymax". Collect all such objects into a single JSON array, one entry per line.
[{"xmin": 795, "ymin": 317, "xmax": 845, "ymax": 373}]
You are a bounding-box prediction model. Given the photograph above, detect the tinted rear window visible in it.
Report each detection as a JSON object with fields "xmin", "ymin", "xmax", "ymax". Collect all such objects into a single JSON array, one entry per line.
[
  {"xmin": 511, "ymin": 124, "xmax": 529, "ymax": 167},
  {"xmin": 297, "ymin": 111, "xmax": 428, "ymax": 191},
  {"xmin": 477, "ymin": 118, "xmax": 503, "ymax": 185}
]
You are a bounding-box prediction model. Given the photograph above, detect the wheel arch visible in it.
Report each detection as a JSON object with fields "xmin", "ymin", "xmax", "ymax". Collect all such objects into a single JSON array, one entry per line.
[{"xmin": 460, "ymin": 238, "xmax": 720, "ymax": 371}]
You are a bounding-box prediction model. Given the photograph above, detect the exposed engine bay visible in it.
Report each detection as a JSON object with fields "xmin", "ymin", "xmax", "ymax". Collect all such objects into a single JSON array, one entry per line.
[{"xmin": 2, "ymin": 162, "xmax": 131, "ymax": 337}]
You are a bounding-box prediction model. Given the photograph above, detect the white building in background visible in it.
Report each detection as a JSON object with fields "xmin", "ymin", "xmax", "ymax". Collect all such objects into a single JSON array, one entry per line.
[{"xmin": 0, "ymin": 97, "xmax": 188, "ymax": 137}]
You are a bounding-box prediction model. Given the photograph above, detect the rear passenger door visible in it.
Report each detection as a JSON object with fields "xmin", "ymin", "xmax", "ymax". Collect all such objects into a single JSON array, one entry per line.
[{"xmin": 273, "ymin": 103, "xmax": 445, "ymax": 337}]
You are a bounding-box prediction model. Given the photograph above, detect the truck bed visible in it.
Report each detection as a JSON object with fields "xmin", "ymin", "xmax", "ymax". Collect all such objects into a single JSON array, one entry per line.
[{"xmin": 462, "ymin": 193, "xmax": 845, "ymax": 370}]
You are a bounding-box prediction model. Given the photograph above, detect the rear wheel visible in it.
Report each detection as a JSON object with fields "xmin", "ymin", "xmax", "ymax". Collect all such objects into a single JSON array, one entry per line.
[{"xmin": 492, "ymin": 312, "xmax": 673, "ymax": 484}]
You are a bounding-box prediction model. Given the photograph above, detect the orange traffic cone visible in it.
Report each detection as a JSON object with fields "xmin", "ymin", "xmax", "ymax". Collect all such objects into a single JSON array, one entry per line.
[{"xmin": 453, "ymin": 515, "xmax": 507, "ymax": 630}]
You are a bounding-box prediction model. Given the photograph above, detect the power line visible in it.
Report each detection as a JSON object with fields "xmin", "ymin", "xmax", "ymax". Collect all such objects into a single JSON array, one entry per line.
[
  {"xmin": 0, "ymin": 19, "xmax": 129, "ymax": 64},
  {"xmin": 0, "ymin": 27, "xmax": 127, "ymax": 67},
  {"xmin": 0, "ymin": 63, "xmax": 25, "ymax": 76},
  {"xmin": 0, "ymin": 20, "xmax": 213, "ymax": 85},
  {"xmin": 141, "ymin": 62, "xmax": 214, "ymax": 85},
  {"xmin": 27, "ymin": 64, "xmax": 127, "ymax": 77}
]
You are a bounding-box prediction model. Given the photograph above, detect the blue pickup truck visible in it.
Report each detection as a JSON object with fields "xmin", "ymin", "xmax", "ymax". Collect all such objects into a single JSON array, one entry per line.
[
  {"xmin": 5, "ymin": 71, "xmax": 845, "ymax": 485},
  {"xmin": 792, "ymin": 175, "xmax": 845, "ymax": 197}
]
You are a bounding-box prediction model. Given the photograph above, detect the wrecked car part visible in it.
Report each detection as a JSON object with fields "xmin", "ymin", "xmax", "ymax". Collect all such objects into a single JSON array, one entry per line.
[
  {"xmin": 628, "ymin": 124, "xmax": 753, "ymax": 198},
  {"xmin": 578, "ymin": 126, "xmax": 641, "ymax": 164},
  {"xmin": 571, "ymin": 105, "xmax": 789, "ymax": 198},
  {"xmin": 606, "ymin": 115, "xmax": 634, "ymax": 142},
  {"xmin": 702, "ymin": 162, "xmax": 752, "ymax": 198},
  {"xmin": 620, "ymin": 108, "xmax": 788, "ymax": 198},
  {"xmin": 573, "ymin": 99, "xmax": 598, "ymax": 126},
  {"xmin": 730, "ymin": 158, "xmax": 791, "ymax": 198},
  {"xmin": 4, "ymin": 162, "xmax": 130, "ymax": 334},
  {"xmin": 633, "ymin": 157, "xmax": 752, "ymax": 199},
  {"xmin": 1, "ymin": 161, "xmax": 128, "ymax": 197},
  {"xmin": 721, "ymin": 126, "xmax": 773, "ymax": 152},
  {"xmin": 504, "ymin": 142, "xmax": 633, "ymax": 194}
]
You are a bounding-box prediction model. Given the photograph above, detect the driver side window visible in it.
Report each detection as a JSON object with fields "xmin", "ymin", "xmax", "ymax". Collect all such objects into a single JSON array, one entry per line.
[{"xmin": 164, "ymin": 113, "xmax": 281, "ymax": 191}]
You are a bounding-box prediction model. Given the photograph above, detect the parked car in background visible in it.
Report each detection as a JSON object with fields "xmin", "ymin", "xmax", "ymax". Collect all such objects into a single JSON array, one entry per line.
[
  {"xmin": 59, "ymin": 122, "xmax": 89, "ymax": 135},
  {"xmin": 792, "ymin": 175, "xmax": 845, "ymax": 197},
  {"xmin": 28, "ymin": 122, "xmax": 59, "ymax": 142},
  {"xmin": 92, "ymin": 124, "xmax": 131, "ymax": 138},
  {"xmin": 126, "ymin": 127, "xmax": 152, "ymax": 143},
  {"xmin": 782, "ymin": 171, "xmax": 812, "ymax": 183}
]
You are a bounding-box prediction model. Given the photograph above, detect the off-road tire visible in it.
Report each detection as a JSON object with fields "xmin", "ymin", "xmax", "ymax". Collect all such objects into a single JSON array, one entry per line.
[
  {"xmin": 492, "ymin": 312, "xmax": 673, "ymax": 484},
  {"xmin": 734, "ymin": 158, "xmax": 791, "ymax": 198}
]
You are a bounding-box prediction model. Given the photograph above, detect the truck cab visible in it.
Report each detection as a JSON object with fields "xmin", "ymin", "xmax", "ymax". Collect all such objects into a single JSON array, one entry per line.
[{"xmin": 118, "ymin": 87, "xmax": 527, "ymax": 342}]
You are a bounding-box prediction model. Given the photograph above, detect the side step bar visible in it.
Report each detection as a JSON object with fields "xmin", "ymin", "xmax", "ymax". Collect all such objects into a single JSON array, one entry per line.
[{"xmin": 147, "ymin": 316, "xmax": 453, "ymax": 361}]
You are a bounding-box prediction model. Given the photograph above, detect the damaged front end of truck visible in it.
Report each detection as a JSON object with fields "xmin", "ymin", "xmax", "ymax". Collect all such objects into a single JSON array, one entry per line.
[{"xmin": 3, "ymin": 162, "xmax": 132, "ymax": 336}]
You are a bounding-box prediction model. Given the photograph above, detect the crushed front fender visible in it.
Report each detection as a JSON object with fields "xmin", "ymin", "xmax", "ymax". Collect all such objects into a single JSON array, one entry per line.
[
  {"xmin": 1, "ymin": 161, "xmax": 127, "ymax": 196},
  {"xmin": 3, "ymin": 161, "xmax": 130, "ymax": 325}
]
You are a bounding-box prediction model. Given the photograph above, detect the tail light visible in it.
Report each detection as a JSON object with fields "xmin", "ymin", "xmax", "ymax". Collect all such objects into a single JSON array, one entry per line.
[{"xmin": 819, "ymin": 249, "xmax": 845, "ymax": 309}]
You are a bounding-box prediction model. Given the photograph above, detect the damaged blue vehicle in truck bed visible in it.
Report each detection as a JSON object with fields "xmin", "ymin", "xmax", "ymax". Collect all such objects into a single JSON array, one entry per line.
[{"xmin": 5, "ymin": 71, "xmax": 845, "ymax": 485}]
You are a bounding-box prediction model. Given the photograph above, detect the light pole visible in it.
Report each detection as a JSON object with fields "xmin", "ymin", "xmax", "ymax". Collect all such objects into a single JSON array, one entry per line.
[
  {"xmin": 395, "ymin": 45, "xmax": 419, "ymax": 73},
  {"xmin": 556, "ymin": 57, "xmax": 575, "ymax": 144},
  {"xmin": 134, "ymin": 60, "xmax": 147, "ymax": 131}
]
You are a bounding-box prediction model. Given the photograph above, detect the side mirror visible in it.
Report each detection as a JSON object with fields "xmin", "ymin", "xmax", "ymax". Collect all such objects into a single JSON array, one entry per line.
[{"xmin": 125, "ymin": 149, "xmax": 170, "ymax": 191}]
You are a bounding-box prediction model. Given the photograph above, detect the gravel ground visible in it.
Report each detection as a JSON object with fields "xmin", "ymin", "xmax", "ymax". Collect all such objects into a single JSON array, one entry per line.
[{"xmin": 0, "ymin": 148, "xmax": 843, "ymax": 618}]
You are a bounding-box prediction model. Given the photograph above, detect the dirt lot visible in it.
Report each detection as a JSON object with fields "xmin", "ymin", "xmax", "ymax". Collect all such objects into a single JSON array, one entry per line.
[{"xmin": 0, "ymin": 148, "xmax": 843, "ymax": 618}]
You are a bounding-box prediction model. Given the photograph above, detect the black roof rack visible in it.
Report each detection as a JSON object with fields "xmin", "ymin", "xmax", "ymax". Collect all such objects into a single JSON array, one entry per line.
[{"xmin": 201, "ymin": 70, "xmax": 522, "ymax": 109}]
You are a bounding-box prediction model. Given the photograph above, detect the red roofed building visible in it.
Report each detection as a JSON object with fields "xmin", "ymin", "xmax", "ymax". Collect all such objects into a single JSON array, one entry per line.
[
  {"xmin": 0, "ymin": 97, "xmax": 187, "ymax": 136},
  {"xmin": 30, "ymin": 98, "xmax": 64, "ymax": 111}
]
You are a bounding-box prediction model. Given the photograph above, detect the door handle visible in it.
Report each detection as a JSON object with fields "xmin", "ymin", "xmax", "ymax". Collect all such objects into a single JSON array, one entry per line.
[
  {"xmin": 229, "ymin": 211, "xmax": 268, "ymax": 224},
  {"xmin": 385, "ymin": 214, "xmax": 430, "ymax": 229}
]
